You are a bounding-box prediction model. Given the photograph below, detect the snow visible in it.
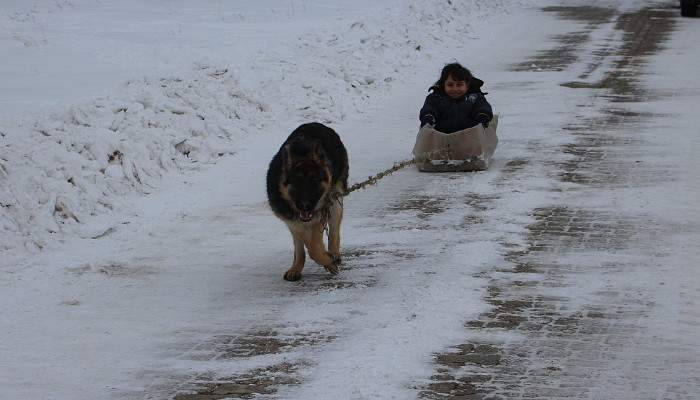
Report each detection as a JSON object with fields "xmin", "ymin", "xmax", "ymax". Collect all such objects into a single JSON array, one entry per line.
[
  {"xmin": 2, "ymin": 0, "xmax": 699, "ymax": 399},
  {"xmin": 0, "ymin": 0, "xmax": 522, "ymax": 257}
]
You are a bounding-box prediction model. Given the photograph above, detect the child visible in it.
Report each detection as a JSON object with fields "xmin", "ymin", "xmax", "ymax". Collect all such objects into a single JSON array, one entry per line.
[{"xmin": 419, "ymin": 63, "xmax": 493, "ymax": 134}]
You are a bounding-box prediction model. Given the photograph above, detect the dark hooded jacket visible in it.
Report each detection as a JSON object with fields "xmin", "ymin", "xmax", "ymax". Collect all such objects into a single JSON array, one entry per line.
[{"xmin": 419, "ymin": 77, "xmax": 493, "ymax": 134}]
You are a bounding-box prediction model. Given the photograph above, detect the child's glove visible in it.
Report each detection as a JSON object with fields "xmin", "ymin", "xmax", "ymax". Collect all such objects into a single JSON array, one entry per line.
[
  {"xmin": 420, "ymin": 114, "xmax": 436, "ymax": 127},
  {"xmin": 476, "ymin": 113, "xmax": 490, "ymax": 128}
]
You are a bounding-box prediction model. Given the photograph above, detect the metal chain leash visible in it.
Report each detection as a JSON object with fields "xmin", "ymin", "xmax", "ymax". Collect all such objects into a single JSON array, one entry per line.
[
  {"xmin": 343, "ymin": 144, "xmax": 455, "ymax": 196},
  {"xmin": 322, "ymin": 156, "xmax": 416, "ymax": 233},
  {"xmin": 343, "ymin": 157, "xmax": 417, "ymax": 196}
]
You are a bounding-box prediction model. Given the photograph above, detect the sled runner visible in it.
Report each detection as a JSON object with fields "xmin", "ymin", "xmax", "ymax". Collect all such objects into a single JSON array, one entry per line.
[{"xmin": 412, "ymin": 115, "xmax": 498, "ymax": 172}]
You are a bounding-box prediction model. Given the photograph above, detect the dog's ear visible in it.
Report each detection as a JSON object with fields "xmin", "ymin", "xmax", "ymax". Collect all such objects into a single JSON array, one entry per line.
[
  {"xmin": 282, "ymin": 143, "xmax": 294, "ymax": 170},
  {"xmin": 312, "ymin": 142, "xmax": 326, "ymax": 163}
]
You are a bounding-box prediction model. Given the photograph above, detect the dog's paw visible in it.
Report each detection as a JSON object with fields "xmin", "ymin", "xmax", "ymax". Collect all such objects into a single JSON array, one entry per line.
[
  {"xmin": 323, "ymin": 262, "xmax": 338, "ymax": 275},
  {"xmin": 330, "ymin": 253, "xmax": 342, "ymax": 266},
  {"xmin": 284, "ymin": 270, "xmax": 302, "ymax": 281}
]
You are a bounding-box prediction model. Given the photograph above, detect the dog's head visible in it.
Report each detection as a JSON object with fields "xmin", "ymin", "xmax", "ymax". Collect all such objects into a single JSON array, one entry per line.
[{"xmin": 279, "ymin": 139, "xmax": 333, "ymax": 222}]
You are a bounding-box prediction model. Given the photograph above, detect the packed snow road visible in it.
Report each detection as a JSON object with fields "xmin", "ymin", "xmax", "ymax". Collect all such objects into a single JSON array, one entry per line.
[{"xmin": 1, "ymin": 1, "xmax": 699, "ymax": 399}]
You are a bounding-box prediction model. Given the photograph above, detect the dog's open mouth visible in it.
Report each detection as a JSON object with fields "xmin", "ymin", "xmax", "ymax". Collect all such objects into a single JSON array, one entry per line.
[{"xmin": 299, "ymin": 211, "xmax": 314, "ymax": 222}]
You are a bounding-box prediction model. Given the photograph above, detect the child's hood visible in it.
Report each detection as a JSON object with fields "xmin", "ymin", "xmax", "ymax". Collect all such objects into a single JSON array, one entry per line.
[
  {"xmin": 429, "ymin": 76, "xmax": 487, "ymax": 95},
  {"xmin": 468, "ymin": 76, "xmax": 485, "ymax": 93}
]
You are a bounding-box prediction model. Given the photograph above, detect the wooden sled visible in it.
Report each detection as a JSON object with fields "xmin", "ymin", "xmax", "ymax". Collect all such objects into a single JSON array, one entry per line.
[{"xmin": 412, "ymin": 115, "xmax": 499, "ymax": 172}]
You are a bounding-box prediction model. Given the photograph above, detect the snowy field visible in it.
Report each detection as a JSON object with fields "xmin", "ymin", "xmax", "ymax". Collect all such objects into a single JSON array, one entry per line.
[{"xmin": 2, "ymin": 0, "xmax": 699, "ymax": 399}]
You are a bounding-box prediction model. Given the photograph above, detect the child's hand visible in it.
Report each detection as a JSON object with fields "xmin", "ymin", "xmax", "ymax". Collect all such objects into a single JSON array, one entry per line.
[
  {"xmin": 421, "ymin": 114, "xmax": 436, "ymax": 127},
  {"xmin": 476, "ymin": 113, "xmax": 490, "ymax": 128}
]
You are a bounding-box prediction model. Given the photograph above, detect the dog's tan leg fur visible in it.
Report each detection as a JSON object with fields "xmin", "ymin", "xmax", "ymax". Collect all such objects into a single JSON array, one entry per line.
[
  {"xmin": 305, "ymin": 221, "xmax": 339, "ymax": 275},
  {"xmin": 327, "ymin": 199, "xmax": 343, "ymax": 260},
  {"xmin": 283, "ymin": 226, "xmax": 307, "ymax": 281}
]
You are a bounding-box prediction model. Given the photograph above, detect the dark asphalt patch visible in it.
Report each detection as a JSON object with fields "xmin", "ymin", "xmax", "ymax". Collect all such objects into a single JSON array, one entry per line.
[
  {"xmin": 186, "ymin": 330, "xmax": 335, "ymax": 360},
  {"xmin": 174, "ymin": 362, "xmax": 304, "ymax": 400},
  {"xmin": 388, "ymin": 194, "xmax": 449, "ymax": 219},
  {"xmin": 511, "ymin": 6, "xmax": 615, "ymax": 72},
  {"xmin": 561, "ymin": 8, "xmax": 676, "ymax": 102}
]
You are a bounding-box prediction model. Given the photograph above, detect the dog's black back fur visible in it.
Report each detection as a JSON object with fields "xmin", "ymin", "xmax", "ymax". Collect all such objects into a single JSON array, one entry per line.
[{"xmin": 266, "ymin": 122, "xmax": 349, "ymax": 221}]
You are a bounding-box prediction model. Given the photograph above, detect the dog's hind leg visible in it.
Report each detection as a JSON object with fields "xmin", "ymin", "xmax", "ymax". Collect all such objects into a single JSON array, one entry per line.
[
  {"xmin": 306, "ymin": 222, "xmax": 339, "ymax": 275},
  {"xmin": 283, "ymin": 228, "xmax": 306, "ymax": 282},
  {"xmin": 327, "ymin": 198, "xmax": 343, "ymax": 265}
]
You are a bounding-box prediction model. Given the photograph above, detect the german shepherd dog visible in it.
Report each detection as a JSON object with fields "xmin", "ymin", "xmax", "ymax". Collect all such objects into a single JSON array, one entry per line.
[{"xmin": 266, "ymin": 122, "xmax": 349, "ymax": 281}]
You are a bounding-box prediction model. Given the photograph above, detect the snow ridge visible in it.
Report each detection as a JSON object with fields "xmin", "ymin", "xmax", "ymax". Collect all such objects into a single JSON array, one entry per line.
[{"xmin": 1, "ymin": 67, "xmax": 266, "ymax": 252}]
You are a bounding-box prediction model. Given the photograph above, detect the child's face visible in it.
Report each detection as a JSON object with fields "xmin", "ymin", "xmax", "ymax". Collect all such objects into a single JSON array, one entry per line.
[{"xmin": 444, "ymin": 75, "xmax": 469, "ymax": 99}]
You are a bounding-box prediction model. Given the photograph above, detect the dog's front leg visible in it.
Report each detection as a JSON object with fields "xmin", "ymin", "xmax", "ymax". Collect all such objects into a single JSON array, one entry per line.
[
  {"xmin": 327, "ymin": 199, "xmax": 343, "ymax": 264},
  {"xmin": 283, "ymin": 228, "xmax": 306, "ymax": 281},
  {"xmin": 306, "ymin": 222, "xmax": 339, "ymax": 275}
]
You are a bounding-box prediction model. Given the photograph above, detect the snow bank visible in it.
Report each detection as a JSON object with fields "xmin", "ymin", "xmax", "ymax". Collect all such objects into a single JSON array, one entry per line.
[{"xmin": 1, "ymin": 67, "xmax": 267, "ymax": 252}]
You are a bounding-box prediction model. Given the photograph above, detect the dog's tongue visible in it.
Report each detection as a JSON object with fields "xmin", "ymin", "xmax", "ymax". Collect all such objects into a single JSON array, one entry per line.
[{"xmin": 300, "ymin": 211, "xmax": 314, "ymax": 222}]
